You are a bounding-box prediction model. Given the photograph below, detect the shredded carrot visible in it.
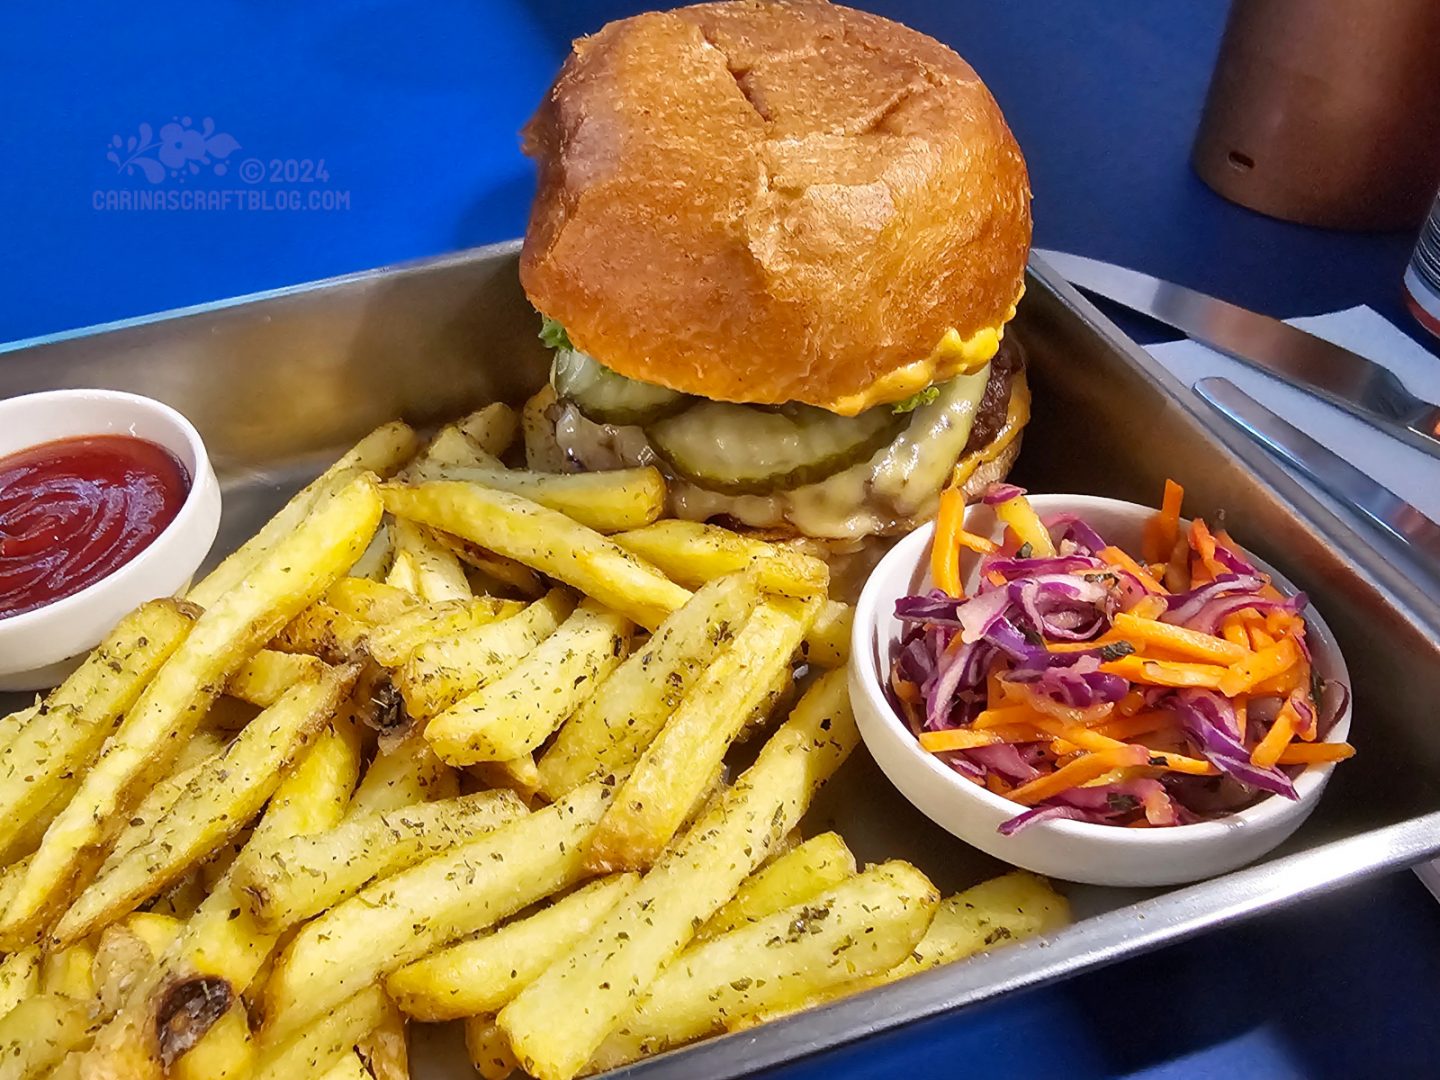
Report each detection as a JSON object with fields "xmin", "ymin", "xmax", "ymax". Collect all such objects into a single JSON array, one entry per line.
[
  {"xmin": 984, "ymin": 773, "xmax": 1013, "ymax": 796},
  {"xmin": 1164, "ymin": 534, "xmax": 1191, "ymax": 594},
  {"xmin": 994, "ymin": 492, "xmax": 1057, "ymax": 557},
  {"xmin": 985, "ymin": 667, "xmax": 1005, "ymax": 710},
  {"xmin": 1099, "ymin": 545, "xmax": 1169, "ymax": 595},
  {"xmin": 1218, "ymin": 636, "xmax": 1300, "ymax": 697},
  {"xmin": 1112, "ymin": 612, "xmax": 1251, "ymax": 665},
  {"xmin": 1276, "ymin": 742, "xmax": 1355, "ymax": 765},
  {"xmin": 1099, "ymin": 655, "xmax": 1229, "ymax": 689},
  {"xmin": 971, "ymin": 704, "xmax": 1042, "ymax": 730},
  {"xmin": 955, "ymin": 525, "xmax": 1000, "ymax": 555},
  {"xmin": 930, "ymin": 486, "xmax": 966, "ymax": 599},
  {"xmin": 1248, "ymin": 624, "xmax": 1277, "ymax": 650},
  {"xmin": 1008, "ymin": 745, "xmax": 1151, "ymax": 805},
  {"xmin": 1094, "ymin": 709, "xmax": 1175, "ymax": 741},
  {"xmin": 1234, "ymin": 696, "xmax": 1249, "ymax": 738},
  {"xmin": 1148, "ymin": 479, "xmax": 1184, "ymax": 565},
  {"xmin": 1250, "ymin": 705, "xmax": 1298, "ymax": 769},
  {"xmin": 1117, "ymin": 688, "xmax": 1148, "ymax": 717},
  {"xmin": 986, "ymin": 570, "xmax": 1007, "ymax": 588},
  {"xmin": 919, "ymin": 728, "xmax": 1001, "ymax": 753},
  {"xmin": 1249, "ymin": 664, "xmax": 1307, "ymax": 697},
  {"xmin": 1146, "ymin": 751, "xmax": 1219, "ymax": 776},
  {"xmin": 1221, "ymin": 618, "xmax": 1251, "ymax": 649},
  {"xmin": 1128, "ymin": 594, "xmax": 1169, "ymax": 620}
]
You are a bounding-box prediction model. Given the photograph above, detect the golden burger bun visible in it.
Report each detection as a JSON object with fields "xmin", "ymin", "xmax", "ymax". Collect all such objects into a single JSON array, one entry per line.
[{"xmin": 520, "ymin": 0, "xmax": 1032, "ymax": 414}]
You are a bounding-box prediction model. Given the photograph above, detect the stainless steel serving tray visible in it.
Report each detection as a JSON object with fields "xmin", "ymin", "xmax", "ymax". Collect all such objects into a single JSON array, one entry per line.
[{"xmin": 4, "ymin": 242, "xmax": 1440, "ymax": 1079}]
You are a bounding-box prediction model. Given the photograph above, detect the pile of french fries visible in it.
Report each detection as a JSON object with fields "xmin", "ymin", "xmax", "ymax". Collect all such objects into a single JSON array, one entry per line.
[{"xmin": 0, "ymin": 398, "xmax": 1070, "ymax": 1080}]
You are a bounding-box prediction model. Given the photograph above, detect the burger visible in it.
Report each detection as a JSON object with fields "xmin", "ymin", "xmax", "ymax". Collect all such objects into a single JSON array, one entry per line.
[{"xmin": 519, "ymin": 0, "xmax": 1031, "ymax": 545}]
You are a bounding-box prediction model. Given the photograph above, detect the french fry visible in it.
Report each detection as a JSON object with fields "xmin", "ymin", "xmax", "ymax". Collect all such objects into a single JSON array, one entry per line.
[
  {"xmin": 252, "ymin": 984, "xmax": 394, "ymax": 1080},
  {"xmin": 588, "ymin": 861, "xmax": 939, "ymax": 1071},
  {"xmin": 521, "ymin": 384, "xmax": 566, "ymax": 472},
  {"xmin": 535, "ymin": 572, "xmax": 761, "ymax": 799},
  {"xmin": 387, "ymin": 873, "xmax": 639, "ymax": 1021},
  {"xmin": 0, "ymin": 944, "xmax": 39, "ymax": 1016},
  {"xmin": 346, "ymin": 519, "xmax": 394, "ymax": 582},
  {"xmin": 319, "ymin": 1049, "xmax": 376, "ymax": 1080},
  {"xmin": 805, "ymin": 600, "xmax": 854, "ymax": 668},
  {"xmin": 739, "ymin": 871, "xmax": 1071, "ymax": 1026},
  {"xmin": 436, "ymin": 533, "xmax": 549, "ymax": 598},
  {"xmin": 458, "ymin": 403, "xmax": 521, "ymax": 457},
  {"xmin": 0, "ymin": 601, "xmax": 194, "ymax": 860},
  {"xmin": 379, "ymin": 481, "xmax": 691, "ymax": 630},
  {"xmin": 52, "ymin": 666, "xmax": 356, "ymax": 947},
  {"xmin": 273, "ymin": 602, "xmax": 371, "ymax": 661},
  {"xmin": 0, "ymin": 701, "xmax": 39, "ymax": 758},
  {"xmin": 365, "ymin": 596, "xmax": 525, "ymax": 669},
  {"xmin": 92, "ymin": 913, "xmax": 183, "ymax": 1017},
  {"xmin": 355, "ymin": 1001, "xmax": 410, "ymax": 1080},
  {"xmin": 386, "ymin": 547, "xmax": 422, "ymax": 595},
  {"xmin": 425, "ymin": 600, "xmax": 632, "ymax": 766},
  {"xmin": 261, "ymin": 781, "xmax": 611, "ymax": 1044},
  {"xmin": 469, "ymin": 754, "xmax": 542, "ymax": 800},
  {"xmin": 347, "ymin": 736, "xmax": 457, "ymax": 816},
  {"xmin": 428, "ymin": 465, "xmax": 666, "ymax": 533},
  {"xmin": 587, "ymin": 596, "xmax": 817, "ymax": 872},
  {"xmin": 397, "ymin": 589, "xmax": 573, "ymax": 720},
  {"xmin": 234, "ymin": 790, "xmax": 528, "ymax": 932},
  {"xmin": 96, "ymin": 727, "xmax": 234, "ymax": 880},
  {"xmin": 189, "ymin": 421, "xmax": 418, "ymax": 608},
  {"xmin": 226, "ymin": 649, "xmax": 328, "ymax": 707},
  {"xmin": 611, "ymin": 520, "xmax": 849, "ymax": 664},
  {"xmin": 697, "ymin": 831, "xmax": 857, "ymax": 939},
  {"xmin": 170, "ymin": 1002, "xmax": 253, "ymax": 1080},
  {"xmin": 0, "ymin": 992, "xmax": 91, "ymax": 1079},
  {"xmin": 41, "ymin": 938, "xmax": 97, "ymax": 1002},
  {"xmin": 465, "ymin": 1016, "xmax": 519, "ymax": 1080},
  {"xmin": 325, "ymin": 576, "xmax": 420, "ymax": 625},
  {"xmin": 403, "ymin": 425, "xmax": 497, "ymax": 481},
  {"xmin": 391, "ymin": 518, "xmax": 471, "ymax": 602},
  {"xmin": 497, "ymin": 669, "xmax": 858, "ymax": 1080},
  {"xmin": 70, "ymin": 718, "xmax": 365, "ymax": 1080},
  {"xmin": 1, "ymin": 475, "xmax": 382, "ymax": 950},
  {"xmin": 611, "ymin": 520, "xmax": 829, "ymax": 597}
]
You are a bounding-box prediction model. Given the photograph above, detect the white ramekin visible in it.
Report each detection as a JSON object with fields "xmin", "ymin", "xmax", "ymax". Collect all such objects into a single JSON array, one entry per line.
[
  {"xmin": 850, "ymin": 494, "xmax": 1352, "ymax": 888},
  {"xmin": 0, "ymin": 389, "xmax": 221, "ymax": 691}
]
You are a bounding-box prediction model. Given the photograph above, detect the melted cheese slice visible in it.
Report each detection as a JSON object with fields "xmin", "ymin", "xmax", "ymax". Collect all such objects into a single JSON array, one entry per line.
[{"xmin": 820, "ymin": 288, "xmax": 1024, "ymax": 416}]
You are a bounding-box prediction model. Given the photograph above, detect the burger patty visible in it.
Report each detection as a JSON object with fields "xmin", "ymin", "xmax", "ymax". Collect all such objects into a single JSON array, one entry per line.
[{"xmin": 960, "ymin": 336, "xmax": 1024, "ymax": 458}]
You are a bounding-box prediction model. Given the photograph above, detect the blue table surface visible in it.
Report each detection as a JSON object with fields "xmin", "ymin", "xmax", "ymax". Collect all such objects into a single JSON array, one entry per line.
[{"xmin": 5, "ymin": 1, "xmax": 1439, "ymax": 1075}]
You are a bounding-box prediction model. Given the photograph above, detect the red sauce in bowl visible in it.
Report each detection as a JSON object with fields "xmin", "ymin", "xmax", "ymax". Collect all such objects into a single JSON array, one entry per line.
[{"xmin": 0, "ymin": 435, "xmax": 190, "ymax": 619}]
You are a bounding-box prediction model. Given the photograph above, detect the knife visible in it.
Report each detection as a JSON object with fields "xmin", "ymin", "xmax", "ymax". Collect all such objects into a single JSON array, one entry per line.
[
  {"xmin": 1194, "ymin": 376, "xmax": 1440, "ymax": 565},
  {"xmin": 1035, "ymin": 249, "xmax": 1440, "ymax": 461}
]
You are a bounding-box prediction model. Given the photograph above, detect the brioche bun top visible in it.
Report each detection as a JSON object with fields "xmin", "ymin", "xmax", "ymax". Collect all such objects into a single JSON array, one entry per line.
[{"xmin": 520, "ymin": 0, "xmax": 1031, "ymax": 415}]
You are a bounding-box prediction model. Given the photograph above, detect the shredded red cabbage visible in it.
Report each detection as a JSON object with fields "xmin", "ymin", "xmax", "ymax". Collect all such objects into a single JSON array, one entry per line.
[{"xmin": 890, "ymin": 486, "xmax": 1350, "ymax": 835}]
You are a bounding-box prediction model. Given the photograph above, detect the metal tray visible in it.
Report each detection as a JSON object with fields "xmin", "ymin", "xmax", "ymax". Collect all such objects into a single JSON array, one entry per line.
[{"xmin": 4, "ymin": 242, "xmax": 1440, "ymax": 1078}]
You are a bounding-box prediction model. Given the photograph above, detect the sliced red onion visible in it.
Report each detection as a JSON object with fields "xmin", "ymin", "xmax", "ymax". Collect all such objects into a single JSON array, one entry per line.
[
  {"xmin": 981, "ymin": 554, "xmax": 1105, "ymax": 581},
  {"xmin": 967, "ymin": 742, "xmax": 1042, "ymax": 783},
  {"xmin": 1160, "ymin": 574, "xmax": 1265, "ymax": 625},
  {"xmin": 1043, "ymin": 512, "xmax": 1109, "ymax": 554},
  {"xmin": 1172, "ymin": 689, "xmax": 1297, "ymax": 799},
  {"xmin": 982, "ymin": 482, "xmax": 1026, "ymax": 506},
  {"xmin": 998, "ymin": 804, "xmax": 1099, "ymax": 835},
  {"xmin": 1210, "ymin": 537, "xmax": 1258, "ymax": 576}
]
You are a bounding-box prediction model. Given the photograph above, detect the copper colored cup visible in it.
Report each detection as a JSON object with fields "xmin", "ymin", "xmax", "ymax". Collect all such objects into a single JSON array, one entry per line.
[{"xmin": 1193, "ymin": 0, "xmax": 1440, "ymax": 231}]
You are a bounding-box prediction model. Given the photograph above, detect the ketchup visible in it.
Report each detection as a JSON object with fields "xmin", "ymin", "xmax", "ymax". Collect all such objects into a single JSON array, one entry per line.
[{"xmin": 0, "ymin": 435, "xmax": 190, "ymax": 619}]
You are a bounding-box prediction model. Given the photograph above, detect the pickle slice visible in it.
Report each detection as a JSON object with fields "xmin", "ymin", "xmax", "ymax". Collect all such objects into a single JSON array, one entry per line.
[
  {"xmin": 551, "ymin": 349, "xmax": 692, "ymax": 427},
  {"xmin": 645, "ymin": 400, "xmax": 907, "ymax": 495}
]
